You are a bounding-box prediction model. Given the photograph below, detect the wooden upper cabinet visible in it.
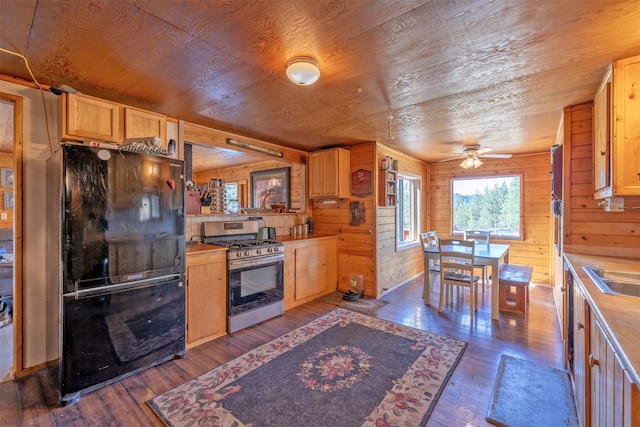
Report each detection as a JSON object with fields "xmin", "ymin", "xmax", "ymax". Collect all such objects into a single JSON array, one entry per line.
[
  {"xmin": 593, "ymin": 69, "xmax": 611, "ymax": 197},
  {"xmin": 308, "ymin": 147, "xmax": 350, "ymax": 199},
  {"xmin": 61, "ymin": 93, "xmax": 121, "ymax": 142},
  {"xmin": 124, "ymin": 107, "xmax": 167, "ymax": 144},
  {"xmin": 594, "ymin": 54, "xmax": 640, "ymax": 198},
  {"xmin": 60, "ymin": 93, "xmax": 167, "ymax": 146}
]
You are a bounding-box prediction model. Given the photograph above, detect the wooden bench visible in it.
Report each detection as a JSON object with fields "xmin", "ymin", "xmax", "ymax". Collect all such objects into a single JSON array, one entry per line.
[{"xmin": 498, "ymin": 263, "xmax": 533, "ymax": 315}]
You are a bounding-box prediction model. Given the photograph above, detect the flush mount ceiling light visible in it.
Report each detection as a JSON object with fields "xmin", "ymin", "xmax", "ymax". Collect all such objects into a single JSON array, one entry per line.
[{"xmin": 286, "ymin": 57, "xmax": 320, "ymax": 86}]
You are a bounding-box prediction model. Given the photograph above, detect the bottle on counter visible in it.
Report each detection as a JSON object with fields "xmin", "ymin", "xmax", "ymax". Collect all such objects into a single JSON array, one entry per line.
[{"xmin": 306, "ymin": 217, "xmax": 313, "ymax": 235}]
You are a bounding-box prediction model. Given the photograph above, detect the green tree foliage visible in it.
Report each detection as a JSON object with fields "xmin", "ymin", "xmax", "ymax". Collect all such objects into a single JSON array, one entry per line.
[{"xmin": 453, "ymin": 177, "xmax": 520, "ymax": 237}]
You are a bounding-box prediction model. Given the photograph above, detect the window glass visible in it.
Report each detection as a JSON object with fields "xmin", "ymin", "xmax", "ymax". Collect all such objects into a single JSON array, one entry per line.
[
  {"xmin": 397, "ymin": 173, "xmax": 421, "ymax": 247},
  {"xmin": 452, "ymin": 175, "xmax": 521, "ymax": 239}
]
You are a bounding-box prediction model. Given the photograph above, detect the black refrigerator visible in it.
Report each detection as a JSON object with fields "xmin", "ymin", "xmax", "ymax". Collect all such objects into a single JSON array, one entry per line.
[{"xmin": 48, "ymin": 144, "xmax": 186, "ymax": 404}]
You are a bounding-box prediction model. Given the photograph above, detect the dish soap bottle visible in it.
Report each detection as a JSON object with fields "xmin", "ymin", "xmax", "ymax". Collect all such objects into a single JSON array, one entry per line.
[{"xmin": 306, "ymin": 217, "xmax": 313, "ymax": 235}]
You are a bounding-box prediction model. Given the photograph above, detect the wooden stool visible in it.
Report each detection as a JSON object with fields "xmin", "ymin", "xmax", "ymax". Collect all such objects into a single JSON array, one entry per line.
[{"xmin": 498, "ymin": 264, "xmax": 533, "ymax": 315}]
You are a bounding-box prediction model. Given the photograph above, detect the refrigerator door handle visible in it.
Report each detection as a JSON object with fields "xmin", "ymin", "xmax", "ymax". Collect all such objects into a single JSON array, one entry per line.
[{"xmin": 67, "ymin": 274, "xmax": 182, "ymax": 299}]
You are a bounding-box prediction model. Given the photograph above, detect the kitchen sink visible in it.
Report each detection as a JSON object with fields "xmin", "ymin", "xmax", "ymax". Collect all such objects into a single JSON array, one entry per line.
[{"xmin": 583, "ymin": 267, "xmax": 640, "ymax": 297}]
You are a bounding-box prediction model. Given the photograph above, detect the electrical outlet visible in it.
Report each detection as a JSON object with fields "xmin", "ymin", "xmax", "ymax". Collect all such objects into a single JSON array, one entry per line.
[{"xmin": 0, "ymin": 212, "xmax": 7, "ymax": 220}]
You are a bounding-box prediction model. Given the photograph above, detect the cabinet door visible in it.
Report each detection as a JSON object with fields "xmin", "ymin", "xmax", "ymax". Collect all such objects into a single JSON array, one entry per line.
[
  {"xmin": 63, "ymin": 93, "xmax": 120, "ymax": 142},
  {"xmin": 308, "ymin": 151, "xmax": 325, "ymax": 198},
  {"xmin": 573, "ymin": 285, "xmax": 591, "ymax": 427},
  {"xmin": 294, "ymin": 243, "xmax": 327, "ymax": 300},
  {"xmin": 613, "ymin": 55, "xmax": 640, "ymax": 195},
  {"xmin": 186, "ymin": 252, "xmax": 226, "ymax": 344},
  {"xmin": 308, "ymin": 148, "xmax": 350, "ymax": 198},
  {"xmin": 124, "ymin": 107, "xmax": 167, "ymax": 144},
  {"xmin": 593, "ymin": 78, "xmax": 611, "ymax": 195}
]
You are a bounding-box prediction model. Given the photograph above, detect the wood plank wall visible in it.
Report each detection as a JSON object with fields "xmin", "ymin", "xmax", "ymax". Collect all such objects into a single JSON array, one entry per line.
[
  {"xmin": 430, "ymin": 152, "xmax": 552, "ymax": 285},
  {"xmin": 376, "ymin": 143, "xmax": 428, "ymax": 295},
  {"xmin": 310, "ymin": 143, "xmax": 376, "ymax": 296},
  {"xmin": 563, "ymin": 103, "xmax": 640, "ymax": 258}
]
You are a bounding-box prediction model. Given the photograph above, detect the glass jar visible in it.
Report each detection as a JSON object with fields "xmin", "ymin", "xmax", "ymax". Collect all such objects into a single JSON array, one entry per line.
[{"xmin": 227, "ymin": 199, "xmax": 241, "ymax": 214}]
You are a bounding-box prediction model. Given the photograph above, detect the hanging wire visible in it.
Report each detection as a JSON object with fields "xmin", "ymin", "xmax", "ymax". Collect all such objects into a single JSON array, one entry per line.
[
  {"xmin": 0, "ymin": 47, "xmax": 54, "ymax": 156},
  {"xmin": 387, "ymin": 109, "xmax": 394, "ymax": 140}
]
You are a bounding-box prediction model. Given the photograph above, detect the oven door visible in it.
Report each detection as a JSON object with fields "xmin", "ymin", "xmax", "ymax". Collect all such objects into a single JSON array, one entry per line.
[{"xmin": 228, "ymin": 254, "xmax": 284, "ymax": 316}]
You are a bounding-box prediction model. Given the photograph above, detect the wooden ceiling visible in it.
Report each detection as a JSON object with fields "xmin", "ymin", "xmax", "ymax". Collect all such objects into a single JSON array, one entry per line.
[{"xmin": 1, "ymin": 1, "xmax": 640, "ymax": 163}]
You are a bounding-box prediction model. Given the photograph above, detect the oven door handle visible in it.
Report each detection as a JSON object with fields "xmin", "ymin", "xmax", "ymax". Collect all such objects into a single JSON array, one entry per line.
[
  {"xmin": 228, "ymin": 255, "xmax": 284, "ymax": 271},
  {"xmin": 65, "ymin": 274, "xmax": 183, "ymax": 299}
]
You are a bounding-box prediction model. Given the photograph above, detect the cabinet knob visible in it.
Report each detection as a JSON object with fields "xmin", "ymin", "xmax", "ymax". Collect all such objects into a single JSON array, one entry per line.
[
  {"xmin": 577, "ymin": 321, "xmax": 584, "ymax": 330},
  {"xmin": 600, "ymin": 151, "xmax": 606, "ymax": 156},
  {"xmin": 589, "ymin": 354, "xmax": 600, "ymax": 368},
  {"xmin": 560, "ymin": 286, "xmax": 566, "ymax": 293}
]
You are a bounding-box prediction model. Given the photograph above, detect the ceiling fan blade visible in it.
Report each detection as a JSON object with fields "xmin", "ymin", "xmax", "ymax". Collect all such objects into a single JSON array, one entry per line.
[
  {"xmin": 475, "ymin": 147, "xmax": 494, "ymax": 155},
  {"xmin": 480, "ymin": 153, "xmax": 512, "ymax": 158},
  {"xmin": 438, "ymin": 155, "xmax": 464, "ymax": 162}
]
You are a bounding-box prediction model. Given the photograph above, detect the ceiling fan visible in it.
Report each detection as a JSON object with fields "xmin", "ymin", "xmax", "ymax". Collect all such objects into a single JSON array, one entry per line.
[{"xmin": 439, "ymin": 143, "xmax": 512, "ymax": 169}]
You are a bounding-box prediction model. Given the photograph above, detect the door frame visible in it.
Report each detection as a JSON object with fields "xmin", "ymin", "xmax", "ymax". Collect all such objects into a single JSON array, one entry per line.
[{"xmin": 0, "ymin": 93, "xmax": 23, "ymax": 377}]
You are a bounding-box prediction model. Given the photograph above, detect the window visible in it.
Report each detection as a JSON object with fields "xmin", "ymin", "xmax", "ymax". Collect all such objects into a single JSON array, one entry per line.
[
  {"xmin": 452, "ymin": 175, "xmax": 522, "ymax": 239},
  {"xmin": 396, "ymin": 173, "xmax": 421, "ymax": 248}
]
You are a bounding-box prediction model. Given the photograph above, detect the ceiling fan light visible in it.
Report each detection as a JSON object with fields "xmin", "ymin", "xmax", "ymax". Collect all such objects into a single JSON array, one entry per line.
[
  {"xmin": 473, "ymin": 157, "xmax": 483, "ymax": 168},
  {"xmin": 460, "ymin": 157, "xmax": 474, "ymax": 169},
  {"xmin": 286, "ymin": 57, "xmax": 320, "ymax": 86}
]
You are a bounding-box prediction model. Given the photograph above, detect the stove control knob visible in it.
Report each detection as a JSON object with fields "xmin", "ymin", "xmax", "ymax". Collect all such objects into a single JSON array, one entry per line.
[
  {"xmin": 236, "ymin": 252, "xmax": 242, "ymax": 258},
  {"xmin": 273, "ymin": 246, "xmax": 280, "ymax": 253},
  {"xmin": 244, "ymin": 250, "xmax": 251, "ymax": 257},
  {"xmin": 256, "ymin": 248, "xmax": 262, "ymax": 255}
]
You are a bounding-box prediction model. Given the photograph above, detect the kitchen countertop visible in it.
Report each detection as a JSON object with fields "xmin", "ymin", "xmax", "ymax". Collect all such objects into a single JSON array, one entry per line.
[
  {"xmin": 276, "ymin": 233, "xmax": 339, "ymax": 243},
  {"xmin": 185, "ymin": 243, "xmax": 227, "ymax": 254},
  {"xmin": 564, "ymin": 253, "xmax": 640, "ymax": 386}
]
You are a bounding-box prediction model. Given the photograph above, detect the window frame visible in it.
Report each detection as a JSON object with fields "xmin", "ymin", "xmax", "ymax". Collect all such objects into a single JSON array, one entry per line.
[
  {"xmin": 450, "ymin": 173, "xmax": 524, "ymax": 241},
  {"xmin": 396, "ymin": 171, "xmax": 422, "ymax": 250}
]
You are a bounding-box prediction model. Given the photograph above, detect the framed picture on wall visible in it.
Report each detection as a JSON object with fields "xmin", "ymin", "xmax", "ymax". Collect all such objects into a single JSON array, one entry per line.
[
  {"xmin": 1, "ymin": 168, "xmax": 13, "ymax": 187},
  {"xmin": 4, "ymin": 191, "xmax": 13, "ymax": 209},
  {"xmin": 250, "ymin": 167, "xmax": 290, "ymax": 210}
]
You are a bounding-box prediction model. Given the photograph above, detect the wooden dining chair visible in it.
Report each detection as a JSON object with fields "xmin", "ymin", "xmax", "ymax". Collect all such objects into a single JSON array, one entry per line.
[
  {"xmin": 463, "ymin": 230, "xmax": 490, "ymax": 292},
  {"xmin": 438, "ymin": 238, "xmax": 481, "ymax": 319}
]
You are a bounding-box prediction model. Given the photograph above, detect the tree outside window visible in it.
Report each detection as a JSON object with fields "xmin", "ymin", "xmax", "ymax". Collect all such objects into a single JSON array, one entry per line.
[{"xmin": 452, "ymin": 175, "xmax": 522, "ymax": 239}]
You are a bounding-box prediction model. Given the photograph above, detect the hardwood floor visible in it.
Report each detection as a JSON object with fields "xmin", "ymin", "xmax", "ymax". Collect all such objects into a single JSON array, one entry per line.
[{"xmin": 0, "ymin": 275, "xmax": 564, "ymax": 426}]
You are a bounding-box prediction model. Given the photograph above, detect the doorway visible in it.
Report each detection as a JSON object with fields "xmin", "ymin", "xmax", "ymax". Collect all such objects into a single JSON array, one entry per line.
[{"xmin": 0, "ymin": 94, "xmax": 22, "ymax": 381}]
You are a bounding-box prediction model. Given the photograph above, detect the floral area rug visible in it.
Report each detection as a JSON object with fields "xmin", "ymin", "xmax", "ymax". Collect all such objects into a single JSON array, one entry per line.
[
  {"xmin": 148, "ymin": 308, "xmax": 467, "ymax": 427},
  {"xmin": 316, "ymin": 291, "xmax": 389, "ymax": 314}
]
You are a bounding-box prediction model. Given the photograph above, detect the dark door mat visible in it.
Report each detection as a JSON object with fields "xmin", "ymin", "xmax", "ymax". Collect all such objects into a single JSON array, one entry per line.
[
  {"xmin": 487, "ymin": 354, "xmax": 579, "ymax": 427},
  {"xmin": 316, "ymin": 292, "xmax": 389, "ymax": 314}
]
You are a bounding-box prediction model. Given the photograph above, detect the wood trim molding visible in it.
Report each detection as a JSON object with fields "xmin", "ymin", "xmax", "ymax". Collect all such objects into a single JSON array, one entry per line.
[{"xmin": 0, "ymin": 92, "xmax": 23, "ymax": 377}]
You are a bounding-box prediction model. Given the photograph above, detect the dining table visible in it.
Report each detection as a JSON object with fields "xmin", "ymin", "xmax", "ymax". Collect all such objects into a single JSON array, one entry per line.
[{"xmin": 422, "ymin": 242, "xmax": 511, "ymax": 320}]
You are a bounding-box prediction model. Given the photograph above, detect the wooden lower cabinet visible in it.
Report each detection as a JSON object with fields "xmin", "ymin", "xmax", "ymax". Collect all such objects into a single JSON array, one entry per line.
[
  {"xmin": 590, "ymin": 317, "xmax": 640, "ymax": 427},
  {"xmin": 573, "ymin": 283, "xmax": 591, "ymax": 427},
  {"xmin": 570, "ymin": 278, "xmax": 640, "ymax": 427},
  {"xmin": 185, "ymin": 250, "xmax": 226, "ymax": 347},
  {"xmin": 283, "ymin": 237, "xmax": 337, "ymax": 310}
]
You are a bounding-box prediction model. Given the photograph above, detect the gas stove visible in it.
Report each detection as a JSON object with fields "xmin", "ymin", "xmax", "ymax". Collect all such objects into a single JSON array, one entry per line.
[
  {"xmin": 202, "ymin": 221, "xmax": 283, "ymax": 260},
  {"xmin": 201, "ymin": 220, "xmax": 284, "ymax": 334},
  {"xmin": 208, "ymin": 238, "xmax": 283, "ymax": 259}
]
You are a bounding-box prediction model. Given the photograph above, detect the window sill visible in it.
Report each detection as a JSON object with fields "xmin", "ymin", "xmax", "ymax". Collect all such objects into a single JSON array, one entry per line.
[{"xmin": 396, "ymin": 241, "xmax": 420, "ymax": 251}]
